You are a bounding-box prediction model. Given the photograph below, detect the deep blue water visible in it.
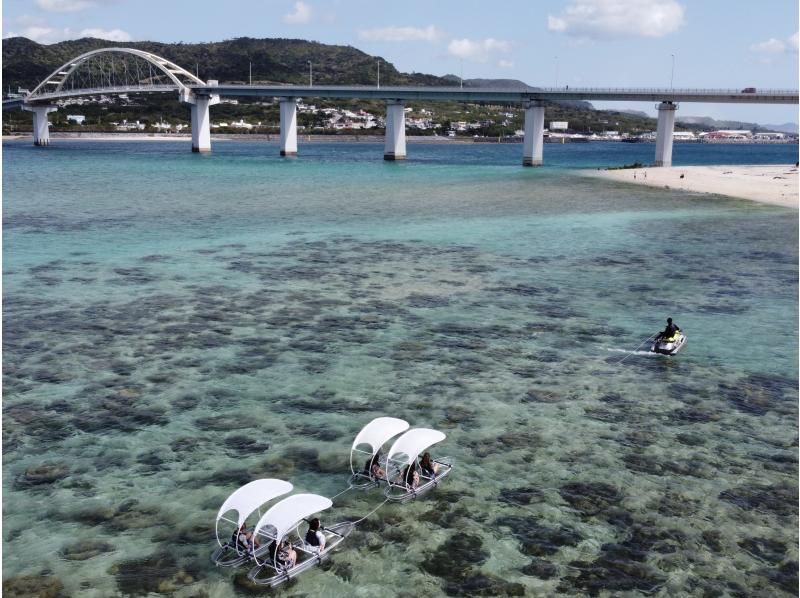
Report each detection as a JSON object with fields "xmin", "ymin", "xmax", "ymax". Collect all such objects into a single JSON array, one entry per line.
[{"xmin": 2, "ymin": 139, "xmax": 798, "ymax": 597}]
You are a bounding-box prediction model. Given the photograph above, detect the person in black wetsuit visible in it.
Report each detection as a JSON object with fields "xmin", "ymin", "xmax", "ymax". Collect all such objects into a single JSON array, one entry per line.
[{"xmin": 657, "ymin": 317, "xmax": 680, "ymax": 340}]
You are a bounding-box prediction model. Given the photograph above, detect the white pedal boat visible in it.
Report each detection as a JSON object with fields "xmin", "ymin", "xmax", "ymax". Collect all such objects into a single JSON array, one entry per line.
[
  {"xmin": 383, "ymin": 428, "xmax": 453, "ymax": 503},
  {"xmin": 211, "ymin": 478, "xmax": 293, "ymax": 567},
  {"xmin": 247, "ymin": 493, "xmax": 354, "ymax": 587},
  {"xmin": 348, "ymin": 416, "xmax": 409, "ymax": 489}
]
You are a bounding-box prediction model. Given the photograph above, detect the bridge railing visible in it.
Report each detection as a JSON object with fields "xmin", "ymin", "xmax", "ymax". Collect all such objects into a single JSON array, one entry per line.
[
  {"xmin": 524, "ymin": 87, "xmax": 797, "ymax": 95},
  {"xmin": 27, "ymin": 84, "xmax": 179, "ymax": 101}
]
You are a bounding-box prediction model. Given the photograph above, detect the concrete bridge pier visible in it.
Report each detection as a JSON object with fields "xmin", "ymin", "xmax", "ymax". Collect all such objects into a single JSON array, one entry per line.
[
  {"xmin": 23, "ymin": 104, "xmax": 58, "ymax": 146},
  {"xmin": 654, "ymin": 101, "xmax": 678, "ymax": 167},
  {"xmin": 522, "ymin": 101, "xmax": 545, "ymax": 166},
  {"xmin": 279, "ymin": 98, "xmax": 298, "ymax": 156},
  {"xmin": 181, "ymin": 81, "xmax": 220, "ymax": 153},
  {"xmin": 384, "ymin": 100, "xmax": 406, "ymax": 160}
]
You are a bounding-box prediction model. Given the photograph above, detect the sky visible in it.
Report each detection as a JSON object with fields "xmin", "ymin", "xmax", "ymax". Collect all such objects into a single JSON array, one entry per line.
[{"xmin": 3, "ymin": 0, "xmax": 799, "ymax": 124}]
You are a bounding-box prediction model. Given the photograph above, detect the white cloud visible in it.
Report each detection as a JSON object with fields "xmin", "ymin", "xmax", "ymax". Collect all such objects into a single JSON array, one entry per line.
[
  {"xmin": 447, "ymin": 38, "xmax": 511, "ymax": 62},
  {"xmin": 548, "ymin": 0, "xmax": 684, "ymax": 39},
  {"xmin": 79, "ymin": 28, "xmax": 131, "ymax": 41},
  {"xmin": 359, "ymin": 25, "xmax": 442, "ymax": 42},
  {"xmin": 750, "ymin": 38, "xmax": 785, "ymax": 53},
  {"xmin": 4, "ymin": 25, "xmax": 131, "ymax": 43},
  {"xmin": 498, "ymin": 59, "xmax": 514, "ymax": 68},
  {"xmin": 751, "ymin": 33, "xmax": 799, "ymax": 54},
  {"xmin": 4, "ymin": 26, "xmax": 65, "ymax": 43},
  {"xmin": 284, "ymin": 1, "xmax": 311, "ymax": 25},
  {"xmin": 36, "ymin": 0, "xmax": 95, "ymax": 11},
  {"xmin": 788, "ymin": 32, "xmax": 798, "ymax": 52}
]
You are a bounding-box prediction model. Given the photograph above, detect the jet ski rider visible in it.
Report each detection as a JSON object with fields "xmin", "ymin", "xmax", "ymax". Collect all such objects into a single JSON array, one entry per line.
[{"xmin": 656, "ymin": 318, "xmax": 680, "ymax": 342}]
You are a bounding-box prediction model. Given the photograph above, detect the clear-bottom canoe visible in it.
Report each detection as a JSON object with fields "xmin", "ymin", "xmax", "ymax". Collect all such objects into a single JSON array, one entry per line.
[
  {"xmin": 383, "ymin": 428, "xmax": 454, "ymax": 503},
  {"xmin": 246, "ymin": 493, "xmax": 354, "ymax": 588}
]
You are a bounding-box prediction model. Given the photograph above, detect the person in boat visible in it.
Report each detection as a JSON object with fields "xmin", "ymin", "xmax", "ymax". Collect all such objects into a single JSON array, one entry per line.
[
  {"xmin": 233, "ymin": 523, "xmax": 259, "ymax": 551},
  {"xmin": 277, "ymin": 539, "xmax": 297, "ymax": 569},
  {"xmin": 367, "ymin": 451, "xmax": 385, "ymax": 480},
  {"xmin": 656, "ymin": 318, "xmax": 681, "ymax": 342},
  {"xmin": 419, "ymin": 452, "xmax": 439, "ymax": 478},
  {"xmin": 305, "ymin": 517, "xmax": 326, "ymax": 553},
  {"xmin": 400, "ymin": 464, "xmax": 419, "ymax": 490},
  {"xmin": 267, "ymin": 539, "xmax": 279, "ymax": 562}
]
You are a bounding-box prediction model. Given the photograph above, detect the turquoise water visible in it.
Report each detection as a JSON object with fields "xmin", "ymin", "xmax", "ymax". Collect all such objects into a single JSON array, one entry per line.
[{"xmin": 3, "ymin": 140, "xmax": 798, "ymax": 597}]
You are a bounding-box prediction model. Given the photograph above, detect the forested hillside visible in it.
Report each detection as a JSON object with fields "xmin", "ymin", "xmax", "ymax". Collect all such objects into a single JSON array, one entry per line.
[{"xmin": 2, "ymin": 36, "xmax": 446, "ymax": 90}]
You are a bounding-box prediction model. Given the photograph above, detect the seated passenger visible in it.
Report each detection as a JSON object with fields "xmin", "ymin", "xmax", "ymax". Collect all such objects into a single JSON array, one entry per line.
[
  {"xmin": 368, "ymin": 451, "xmax": 385, "ymax": 479},
  {"xmin": 267, "ymin": 539, "xmax": 279, "ymax": 561},
  {"xmin": 401, "ymin": 464, "xmax": 419, "ymax": 490},
  {"xmin": 656, "ymin": 317, "xmax": 681, "ymax": 341},
  {"xmin": 419, "ymin": 452, "xmax": 439, "ymax": 478},
  {"xmin": 233, "ymin": 523, "xmax": 258, "ymax": 551},
  {"xmin": 305, "ymin": 517, "xmax": 326, "ymax": 553},
  {"xmin": 277, "ymin": 539, "xmax": 297, "ymax": 569}
]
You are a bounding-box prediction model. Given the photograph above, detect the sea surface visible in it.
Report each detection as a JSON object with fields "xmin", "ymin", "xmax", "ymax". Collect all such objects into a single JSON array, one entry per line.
[{"xmin": 3, "ymin": 139, "xmax": 798, "ymax": 597}]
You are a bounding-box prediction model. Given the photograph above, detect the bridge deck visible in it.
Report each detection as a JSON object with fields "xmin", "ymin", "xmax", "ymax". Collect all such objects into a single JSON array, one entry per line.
[{"xmin": 4, "ymin": 85, "xmax": 798, "ymax": 108}]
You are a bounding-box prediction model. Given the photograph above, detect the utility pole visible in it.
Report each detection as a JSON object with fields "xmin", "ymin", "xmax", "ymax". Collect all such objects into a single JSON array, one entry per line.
[
  {"xmin": 377, "ymin": 59, "xmax": 380, "ymax": 89},
  {"xmin": 249, "ymin": 62, "xmax": 252, "ymax": 86},
  {"xmin": 554, "ymin": 56, "xmax": 559, "ymax": 88},
  {"xmin": 670, "ymin": 54, "xmax": 675, "ymax": 90},
  {"xmin": 460, "ymin": 60, "xmax": 463, "ymax": 89},
  {"xmin": 308, "ymin": 61, "xmax": 312, "ymax": 86}
]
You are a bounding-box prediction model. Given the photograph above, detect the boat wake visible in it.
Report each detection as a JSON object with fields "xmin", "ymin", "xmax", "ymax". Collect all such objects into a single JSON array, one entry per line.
[{"xmin": 606, "ymin": 348, "xmax": 657, "ymax": 357}]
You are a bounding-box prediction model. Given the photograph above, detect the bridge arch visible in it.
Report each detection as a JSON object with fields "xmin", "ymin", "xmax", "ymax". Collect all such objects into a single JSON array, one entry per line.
[{"xmin": 27, "ymin": 47, "xmax": 205, "ymax": 100}]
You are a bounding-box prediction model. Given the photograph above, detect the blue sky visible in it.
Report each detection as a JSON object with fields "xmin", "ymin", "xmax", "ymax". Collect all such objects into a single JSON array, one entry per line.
[{"xmin": 3, "ymin": 0, "xmax": 798, "ymax": 123}]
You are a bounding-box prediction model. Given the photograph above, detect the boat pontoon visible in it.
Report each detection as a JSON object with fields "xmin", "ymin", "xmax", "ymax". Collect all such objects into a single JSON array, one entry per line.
[
  {"xmin": 211, "ymin": 478, "xmax": 293, "ymax": 567},
  {"xmin": 247, "ymin": 493, "xmax": 354, "ymax": 587},
  {"xmin": 650, "ymin": 331, "xmax": 687, "ymax": 355},
  {"xmin": 348, "ymin": 416, "xmax": 409, "ymax": 489},
  {"xmin": 383, "ymin": 428, "xmax": 453, "ymax": 503}
]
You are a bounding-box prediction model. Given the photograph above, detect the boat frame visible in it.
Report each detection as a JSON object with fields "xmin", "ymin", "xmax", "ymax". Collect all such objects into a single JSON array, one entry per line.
[
  {"xmin": 210, "ymin": 479, "xmax": 293, "ymax": 568},
  {"xmin": 246, "ymin": 493, "xmax": 353, "ymax": 587},
  {"xmin": 347, "ymin": 416, "xmax": 409, "ymax": 490},
  {"xmin": 246, "ymin": 520, "xmax": 354, "ymax": 587},
  {"xmin": 383, "ymin": 428, "xmax": 454, "ymax": 503}
]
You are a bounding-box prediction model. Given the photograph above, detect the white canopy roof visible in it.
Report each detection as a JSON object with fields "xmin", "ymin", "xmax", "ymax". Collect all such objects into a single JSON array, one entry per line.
[
  {"xmin": 216, "ymin": 479, "xmax": 294, "ymax": 527},
  {"xmin": 351, "ymin": 417, "xmax": 409, "ymax": 456},
  {"xmin": 386, "ymin": 428, "xmax": 446, "ymax": 467},
  {"xmin": 253, "ymin": 493, "xmax": 333, "ymax": 543}
]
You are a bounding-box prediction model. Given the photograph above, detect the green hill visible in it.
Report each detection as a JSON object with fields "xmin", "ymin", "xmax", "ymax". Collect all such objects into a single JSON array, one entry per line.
[{"xmin": 2, "ymin": 36, "xmax": 446, "ymax": 90}]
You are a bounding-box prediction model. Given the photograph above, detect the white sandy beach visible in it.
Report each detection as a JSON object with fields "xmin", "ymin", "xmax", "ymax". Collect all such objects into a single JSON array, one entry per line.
[{"xmin": 585, "ymin": 164, "xmax": 799, "ymax": 208}]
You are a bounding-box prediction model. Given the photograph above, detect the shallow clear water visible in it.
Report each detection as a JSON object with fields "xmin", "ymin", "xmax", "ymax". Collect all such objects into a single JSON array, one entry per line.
[{"xmin": 3, "ymin": 140, "xmax": 798, "ymax": 597}]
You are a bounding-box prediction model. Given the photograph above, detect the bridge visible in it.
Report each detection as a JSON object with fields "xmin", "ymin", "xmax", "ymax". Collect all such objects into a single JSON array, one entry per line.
[{"xmin": 4, "ymin": 47, "xmax": 798, "ymax": 167}]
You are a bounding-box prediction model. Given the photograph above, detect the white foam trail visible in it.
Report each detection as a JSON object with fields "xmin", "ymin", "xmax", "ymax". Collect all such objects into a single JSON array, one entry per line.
[{"xmin": 606, "ymin": 348, "xmax": 657, "ymax": 357}]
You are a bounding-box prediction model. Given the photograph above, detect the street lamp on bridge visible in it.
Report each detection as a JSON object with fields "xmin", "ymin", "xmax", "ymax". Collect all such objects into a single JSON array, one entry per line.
[{"xmin": 670, "ymin": 54, "xmax": 675, "ymax": 90}]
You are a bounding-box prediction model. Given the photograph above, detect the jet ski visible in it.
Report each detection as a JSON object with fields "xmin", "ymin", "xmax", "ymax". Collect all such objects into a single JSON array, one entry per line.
[{"xmin": 650, "ymin": 331, "xmax": 686, "ymax": 355}]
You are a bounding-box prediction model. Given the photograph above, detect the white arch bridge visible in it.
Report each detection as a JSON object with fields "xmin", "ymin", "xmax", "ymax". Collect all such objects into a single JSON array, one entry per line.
[{"xmin": 5, "ymin": 47, "xmax": 798, "ymax": 166}]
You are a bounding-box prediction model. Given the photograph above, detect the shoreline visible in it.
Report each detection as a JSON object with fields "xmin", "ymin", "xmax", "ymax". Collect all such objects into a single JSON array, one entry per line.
[
  {"xmin": 582, "ymin": 164, "xmax": 799, "ymax": 208},
  {"xmin": 4, "ymin": 132, "xmax": 797, "ymax": 145},
  {"xmin": 2, "ymin": 132, "xmax": 474, "ymax": 143}
]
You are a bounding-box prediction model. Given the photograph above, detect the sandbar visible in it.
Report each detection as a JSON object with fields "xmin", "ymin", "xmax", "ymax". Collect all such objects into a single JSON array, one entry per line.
[{"xmin": 584, "ymin": 164, "xmax": 799, "ymax": 208}]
